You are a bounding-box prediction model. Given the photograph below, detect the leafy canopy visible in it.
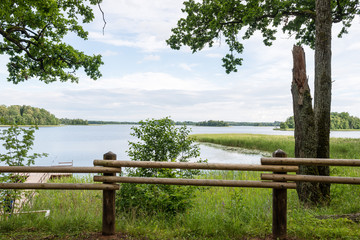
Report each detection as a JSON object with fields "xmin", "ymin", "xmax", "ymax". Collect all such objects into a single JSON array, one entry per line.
[
  {"xmin": 0, "ymin": 0, "xmax": 104, "ymax": 83},
  {"xmin": 167, "ymin": 0, "xmax": 360, "ymax": 73}
]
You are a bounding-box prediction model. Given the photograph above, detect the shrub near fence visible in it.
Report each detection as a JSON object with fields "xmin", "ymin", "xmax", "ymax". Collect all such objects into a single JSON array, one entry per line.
[{"xmin": 93, "ymin": 150, "xmax": 297, "ymax": 239}]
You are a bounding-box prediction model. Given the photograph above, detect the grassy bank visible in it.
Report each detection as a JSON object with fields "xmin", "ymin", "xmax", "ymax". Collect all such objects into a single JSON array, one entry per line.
[
  {"xmin": 0, "ymin": 176, "xmax": 102, "ymax": 239},
  {"xmin": 191, "ymin": 133, "xmax": 360, "ymax": 159},
  {"xmin": 1, "ymin": 170, "xmax": 360, "ymax": 239}
]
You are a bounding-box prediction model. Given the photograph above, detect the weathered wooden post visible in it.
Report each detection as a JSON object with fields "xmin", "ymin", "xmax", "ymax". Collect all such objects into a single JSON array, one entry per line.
[
  {"xmin": 102, "ymin": 151, "xmax": 117, "ymax": 236},
  {"xmin": 272, "ymin": 149, "xmax": 287, "ymax": 240}
]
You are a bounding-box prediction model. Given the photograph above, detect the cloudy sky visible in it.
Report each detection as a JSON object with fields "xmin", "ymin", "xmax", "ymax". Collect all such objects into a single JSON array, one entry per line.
[{"xmin": 1, "ymin": 0, "xmax": 360, "ymax": 122}]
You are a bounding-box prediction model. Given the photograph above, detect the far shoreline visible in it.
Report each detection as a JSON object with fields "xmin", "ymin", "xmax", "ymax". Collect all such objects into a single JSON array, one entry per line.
[{"xmin": 274, "ymin": 128, "xmax": 360, "ymax": 131}]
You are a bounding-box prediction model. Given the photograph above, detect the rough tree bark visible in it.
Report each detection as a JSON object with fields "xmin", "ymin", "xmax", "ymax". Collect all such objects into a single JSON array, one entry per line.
[
  {"xmin": 291, "ymin": 0, "xmax": 332, "ymax": 205},
  {"xmin": 292, "ymin": 45, "xmax": 326, "ymax": 205},
  {"xmin": 314, "ymin": 0, "xmax": 332, "ymax": 203}
]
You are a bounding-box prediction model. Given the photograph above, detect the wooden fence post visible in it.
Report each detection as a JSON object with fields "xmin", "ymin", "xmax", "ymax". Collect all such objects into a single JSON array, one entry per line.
[
  {"xmin": 272, "ymin": 149, "xmax": 287, "ymax": 240},
  {"xmin": 102, "ymin": 151, "xmax": 117, "ymax": 236}
]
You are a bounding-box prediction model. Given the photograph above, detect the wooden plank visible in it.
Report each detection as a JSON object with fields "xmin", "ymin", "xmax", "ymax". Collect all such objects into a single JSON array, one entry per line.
[
  {"xmin": 261, "ymin": 157, "xmax": 360, "ymax": 166},
  {"xmin": 0, "ymin": 183, "xmax": 119, "ymax": 190},
  {"xmin": 93, "ymin": 160, "xmax": 298, "ymax": 172},
  {"xmin": 93, "ymin": 176, "xmax": 296, "ymax": 189},
  {"xmin": 262, "ymin": 173, "xmax": 360, "ymax": 184},
  {"xmin": 0, "ymin": 166, "xmax": 121, "ymax": 173}
]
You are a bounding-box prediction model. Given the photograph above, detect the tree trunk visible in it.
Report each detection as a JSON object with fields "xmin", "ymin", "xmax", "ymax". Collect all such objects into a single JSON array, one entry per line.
[
  {"xmin": 314, "ymin": 0, "xmax": 332, "ymax": 203},
  {"xmin": 292, "ymin": 45, "xmax": 324, "ymax": 205},
  {"xmin": 291, "ymin": 0, "xmax": 332, "ymax": 206}
]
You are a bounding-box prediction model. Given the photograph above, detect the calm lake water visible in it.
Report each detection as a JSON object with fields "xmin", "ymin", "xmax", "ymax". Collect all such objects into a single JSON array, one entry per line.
[{"xmin": 2, "ymin": 125, "xmax": 359, "ymax": 166}]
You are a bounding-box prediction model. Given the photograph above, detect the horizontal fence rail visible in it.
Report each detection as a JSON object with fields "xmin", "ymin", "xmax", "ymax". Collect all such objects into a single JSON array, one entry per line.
[
  {"xmin": 0, "ymin": 183, "xmax": 119, "ymax": 190},
  {"xmin": 94, "ymin": 160, "xmax": 299, "ymax": 172},
  {"xmin": 0, "ymin": 166, "xmax": 121, "ymax": 173},
  {"xmin": 261, "ymin": 173, "xmax": 360, "ymax": 185},
  {"xmin": 261, "ymin": 157, "xmax": 360, "ymax": 166},
  {"xmin": 94, "ymin": 176, "xmax": 297, "ymax": 189}
]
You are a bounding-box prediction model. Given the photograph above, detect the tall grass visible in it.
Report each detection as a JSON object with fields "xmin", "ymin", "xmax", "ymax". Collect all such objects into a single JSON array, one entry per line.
[
  {"xmin": 0, "ymin": 175, "xmax": 102, "ymax": 239},
  {"xmin": 191, "ymin": 133, "xmax": 295, "ymax": 156},
  {"xmin": 115, "ymin": 170, "xmax": 360, "ymax": 239},
  {"xmin": 1, "ymin": 171, "xmax": 360, "ymax": 239},
  {"xmin": 191, "ymin": 133, "xmax": 360, "ymax": 159}
]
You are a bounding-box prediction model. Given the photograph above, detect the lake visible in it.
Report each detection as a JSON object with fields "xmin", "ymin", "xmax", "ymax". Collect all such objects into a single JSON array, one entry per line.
[{"xmin": 2, "ymin": 125, "xmax": 360, "ymax": 166}]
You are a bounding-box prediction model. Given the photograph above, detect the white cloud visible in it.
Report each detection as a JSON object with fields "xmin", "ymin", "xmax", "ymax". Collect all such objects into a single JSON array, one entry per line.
[
  {"xmin": 142, "ymin": 54, "xmax": 161, "ymax": 61},
  {"xmin": 88, "ymin": 0, "xmax": 185, "ymax": 52},
  {"xmin": 179, "ymin": 63, "xmax": 198, "ymax": 71},
  {"xmin": 77, "ymin": 72, "xmax": 221, "ymax": 91},
  {"xmin": 100, "ymin": 50, "xmax": 119, "ymax": 56},
  {"xmin": 89, "ymin": 32, "xmax": 167, "ymax": 52},
  {"xmin": 0, "ymin": 55, "xmax": 9, "ymax": 74},
  {"xmin": 206, "ymin": 53, "xmax": 223, "ymax": 58}
]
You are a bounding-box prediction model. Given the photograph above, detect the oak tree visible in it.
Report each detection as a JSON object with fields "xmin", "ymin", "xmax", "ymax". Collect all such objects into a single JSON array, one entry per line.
[
  {"xmin": 0, "ymin": 0, "xmax": 104, "ymax": 84},
  {"xmin": 167, "ymin": 0, "xmax": 360, "ymax": 205}
]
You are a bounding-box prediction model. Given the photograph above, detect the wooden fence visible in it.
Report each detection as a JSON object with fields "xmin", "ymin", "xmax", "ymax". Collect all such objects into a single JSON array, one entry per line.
[
  {"xmin": 92, "ymin": 150, "xmax": 298, "ymax": 238},
  {"xmin": 1, "ymin": 150, "xmax": 360, "ymax": 239}
]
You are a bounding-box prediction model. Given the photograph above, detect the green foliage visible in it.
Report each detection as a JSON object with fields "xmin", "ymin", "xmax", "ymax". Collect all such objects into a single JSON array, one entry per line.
[
  {"xmin": 167, "ymin": 0, "xmax": 360, "ymax": 73},
  {"xmin": 0, "ymin": 105, "xmax": 90, "ymax": 126},
  {"xmin": 280, "ymin": 116, "xmax": 295, "ymax": 129},
  {"xmin": 330, "ymin": 112, "xmax": 360, "ymax": 129},
  {"xmin": 0, "ymin": 0, "xmax": 103, "ymax": 83},
  {"xmin": 280, "ymin": 112, "xmax": 360, "ymax": 130},
  {"xmin": 279, "ymin": 122, "xmax": 288, "ymax": 130},
  {"xmin": 0, "ymin": 105, "xmax": 59, "ymax": 125},
  {"xmin": 196, "ymin": 120, "xmax": 229, "ymax": 127},
  {"xmin": 225, "ymin": 121, "xmax": 281, "ymax": 127},
  {"xmin": 59, "ymin": 118, "xmax": 88, "ymax": 125},
  {"xmin": 0, "ymin": 126, "xmax": 48, "ymax": 215},
  {"xmin": 117, "ymin": 117, "xmax": 206, "ymax": 215}
]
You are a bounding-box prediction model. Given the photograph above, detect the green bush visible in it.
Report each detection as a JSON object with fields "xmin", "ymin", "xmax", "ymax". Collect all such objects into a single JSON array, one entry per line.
[
  {"xmin": 116, "ymin": 117, "xmax": 206, "ymax": 215},
  {"xmin": 0, "ymin": 126, "xmax": 47, "ymax": 215}
]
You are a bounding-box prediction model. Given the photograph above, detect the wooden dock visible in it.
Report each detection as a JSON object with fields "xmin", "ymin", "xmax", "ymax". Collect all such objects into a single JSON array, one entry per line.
[{"xmin": 15, "ymin": 162, "xmax": 73, "ymax": 212}]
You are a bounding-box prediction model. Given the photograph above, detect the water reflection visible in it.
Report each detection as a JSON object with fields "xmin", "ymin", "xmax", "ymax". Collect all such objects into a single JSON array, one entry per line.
[{"xmin": 195, "ymin": 142, "xmax": 267, "ymax": 165}]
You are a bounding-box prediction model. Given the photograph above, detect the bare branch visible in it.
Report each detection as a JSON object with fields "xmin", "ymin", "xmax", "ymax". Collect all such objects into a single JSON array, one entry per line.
[{"xmin": 98, "ymin": 3, "xmax": 106, "ymax": 35}]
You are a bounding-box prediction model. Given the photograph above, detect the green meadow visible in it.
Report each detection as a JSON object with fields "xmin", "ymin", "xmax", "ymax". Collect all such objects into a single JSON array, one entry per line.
[{"xmin": 191, "ymin": 133, "xmax": 360, "ymax": 159}]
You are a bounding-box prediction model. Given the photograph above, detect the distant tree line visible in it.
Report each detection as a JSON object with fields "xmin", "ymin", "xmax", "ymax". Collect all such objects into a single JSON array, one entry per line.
[
  {"xmin": 227, "ymin": 121, "xmax": 281, "ymax": 127},
  {"xmin": 330, "ymin": 112, "xmax": 360, "ymax": 129},
  {"xmin": 196, "ymin": 120, "xmax": 229, "ymax": 127},
  {"xmin": 174, "ymin": 121, "xmax": 280, "ymax": 127},
  {"xmin": 60, "ymin": 118, "xmax": 88, "ymax": 125},
  {"xmin": 0, "ymin": 105, "xmax": 59, "ymax": 125},
  {"xmin": 88, "ymin": 120, "xmax": 281, "ymax": 127},
  {"xmin": 0, "ymin": 105, "xmax": 88, "ymax": 126},
  {"xmin": 280, "ymin": 112, "xmax": 360, "ymax": 130},
  {"xmin": 88, "ymin": 120, "xmax": 138, "ymax": 125}
]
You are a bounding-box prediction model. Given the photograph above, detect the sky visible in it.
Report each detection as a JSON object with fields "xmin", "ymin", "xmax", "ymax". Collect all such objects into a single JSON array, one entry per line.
[{"xmin": 1, "ymin": 0, "xmax": 360, "ymax": 122}]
